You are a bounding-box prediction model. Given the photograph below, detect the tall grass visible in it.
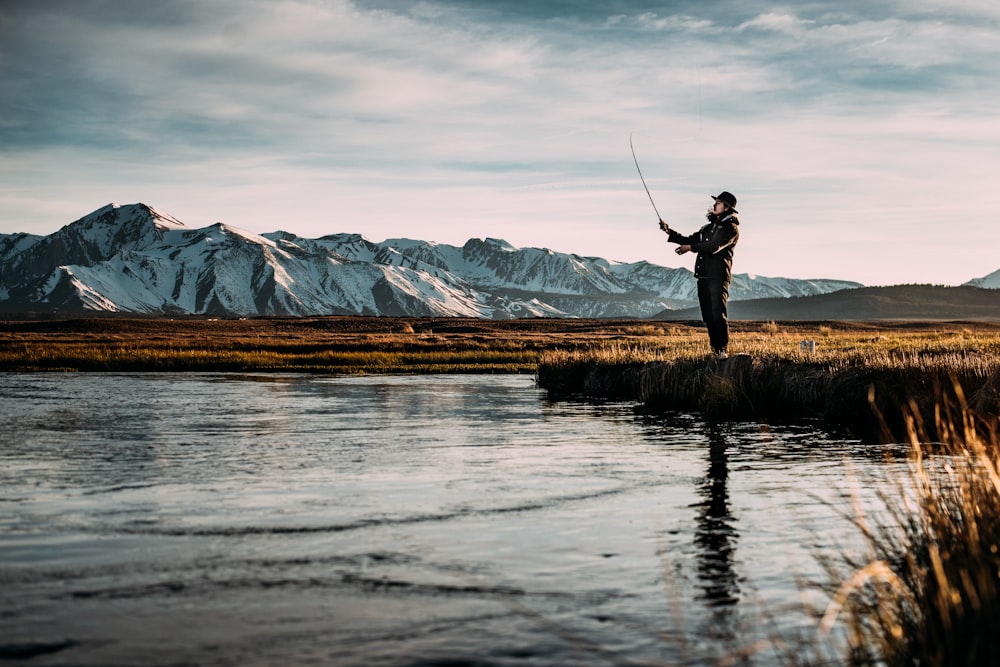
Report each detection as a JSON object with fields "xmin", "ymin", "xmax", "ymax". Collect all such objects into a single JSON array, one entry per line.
[
  {"xmin": 537, "ymin": 330, "xmax": 1000, "ymax": 439},
  {"xmin": 810, "ymin": 389, "xmax": 1000, "ymax": 666}
]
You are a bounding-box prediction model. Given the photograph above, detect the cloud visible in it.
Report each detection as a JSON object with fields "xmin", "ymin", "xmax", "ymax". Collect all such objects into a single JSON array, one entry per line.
[
  {"xmin": 738, "ymin": 11, "xmax": 814, "ymax": 35},
  {"xmin": 2, "ymin": 0, "xmax": 1000, "ymax": 284}
]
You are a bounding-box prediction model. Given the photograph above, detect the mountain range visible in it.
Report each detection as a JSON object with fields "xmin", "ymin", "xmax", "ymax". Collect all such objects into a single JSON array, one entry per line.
[
  {"xmin": 3, "ymin": 202, "xmax": 998, "ymax": 320},
  {"xmin": 0, "ymin": 202, "xmax": 874, "ymax": 319}
]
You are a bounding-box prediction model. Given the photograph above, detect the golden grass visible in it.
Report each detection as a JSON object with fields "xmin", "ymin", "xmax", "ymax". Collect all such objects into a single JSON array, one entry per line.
[
  {"xmin": 5, "ymin": 319, "xmax": 1000, "ymax": 402},
  {"xmin": 1, "ymin": 341, "xmax": 541, "ymax": 374},
  {"xmin": 0, "ymin": 316, "xmax": 678, "ymax": 374},
  {"xmin": 536, "ymin": 322, "xmax": 1000, "ymax": 439},
  {"xmin": 809, "ymin": 389, "xmax": 1000, "ymax": 666},
  {"xmin": 540, "ymin": 324, "xmax": 1000, "ymax": 370}
]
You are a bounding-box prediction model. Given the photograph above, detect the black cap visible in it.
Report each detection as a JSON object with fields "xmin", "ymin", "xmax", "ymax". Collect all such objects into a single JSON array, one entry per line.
[{"xmin": 711, "ymin": 191, "xmax": 738, "ymax": 213}]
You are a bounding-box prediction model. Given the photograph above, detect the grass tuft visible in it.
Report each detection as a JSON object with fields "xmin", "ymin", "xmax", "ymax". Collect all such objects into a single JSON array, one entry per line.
[{"xmin": 810, "ymin": 388, "xmax": 1000, "ymax": 666}]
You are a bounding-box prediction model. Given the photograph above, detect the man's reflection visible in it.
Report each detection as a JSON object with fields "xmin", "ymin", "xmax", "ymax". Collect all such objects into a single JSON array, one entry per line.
[{"xmin": 694, "ymin": 425, "xmax": 741, "ymax": 638}]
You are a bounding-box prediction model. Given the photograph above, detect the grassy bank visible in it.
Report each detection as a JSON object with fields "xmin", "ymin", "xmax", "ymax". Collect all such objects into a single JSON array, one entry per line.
[
  {"xmin": 537, "ymin": 322, "xmax": 1000, "ymax": 440},
  {"xmin": 4, "ymin": 316, "xmax": 1000, "ymax": 437}
]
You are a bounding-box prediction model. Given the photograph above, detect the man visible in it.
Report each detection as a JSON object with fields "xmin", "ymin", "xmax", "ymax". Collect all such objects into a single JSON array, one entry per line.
[{"xmin": 659, "ymin": 192, "xmax": 740, "ymax": 359}]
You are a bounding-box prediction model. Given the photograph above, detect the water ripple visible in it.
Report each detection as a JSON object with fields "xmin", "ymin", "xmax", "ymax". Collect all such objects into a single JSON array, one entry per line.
[{"xmin": 0, "ymin": 372, "xmax": 884, "ymax": 666}]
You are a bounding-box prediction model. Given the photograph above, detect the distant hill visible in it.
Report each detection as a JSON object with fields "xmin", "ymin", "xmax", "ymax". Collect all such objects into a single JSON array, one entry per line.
[{"xmin": 653, "ymin": 285, "xmax": 1000, "ymax": 321}]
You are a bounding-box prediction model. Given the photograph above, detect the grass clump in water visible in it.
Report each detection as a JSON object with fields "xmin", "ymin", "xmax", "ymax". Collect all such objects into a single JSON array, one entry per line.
[{"xmin": 811, "ymin": 388, "xmax": 1000, "ymax": 666}]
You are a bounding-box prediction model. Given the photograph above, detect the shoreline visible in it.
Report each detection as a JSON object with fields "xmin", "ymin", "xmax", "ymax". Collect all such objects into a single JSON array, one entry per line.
[
  {"xmin": 537, "ymin": 353, "xmax": 1000, "ymax": 441},
  {"xmin": 3, "ymin": 316, "xmax": 999, "ymax": 439}
]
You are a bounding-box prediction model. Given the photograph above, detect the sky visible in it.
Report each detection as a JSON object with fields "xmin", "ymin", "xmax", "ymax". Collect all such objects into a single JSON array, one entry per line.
[{"xmin": 2, "ymin": 0, "xmax": 1000, "ymax": 286}]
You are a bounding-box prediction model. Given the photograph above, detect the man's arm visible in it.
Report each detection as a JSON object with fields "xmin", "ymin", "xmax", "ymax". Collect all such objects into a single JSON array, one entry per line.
[
  {"xmin": 690, "ymin": 223, "xmax": 737, "ymax": 255},
  {"xmin": 662, "ymin": 222, "xmax": 696, "ymax": 246}
]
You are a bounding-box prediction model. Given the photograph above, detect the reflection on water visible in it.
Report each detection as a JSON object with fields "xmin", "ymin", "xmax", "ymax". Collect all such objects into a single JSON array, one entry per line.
[
  {"xmin": 695, "ymin": 426, "xmax": 740, "ymax": 647},
  {"xmin": 0, "ymin": 373, "xmax": 888, "ymax": 666}
]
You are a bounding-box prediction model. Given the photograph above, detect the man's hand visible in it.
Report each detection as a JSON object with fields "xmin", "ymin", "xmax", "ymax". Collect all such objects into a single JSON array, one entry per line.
[
  {"xmin": 675, "ymin": 245, "xmax": 692, "ymax": 255},
  {"xmin": 658, "ymin": 220, "xmax": 670, "ymax": 233}
]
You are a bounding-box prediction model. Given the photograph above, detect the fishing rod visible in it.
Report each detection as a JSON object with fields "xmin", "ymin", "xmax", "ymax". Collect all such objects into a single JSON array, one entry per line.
[{"xmin": 629, "ymin": 132, "xmax": 664, "ymax": 225}]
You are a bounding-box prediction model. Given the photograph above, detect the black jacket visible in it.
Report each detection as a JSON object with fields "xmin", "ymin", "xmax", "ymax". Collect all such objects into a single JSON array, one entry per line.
[{"xmin": 667, "ymin": 213, "xmax": 740, "ymax": 281}]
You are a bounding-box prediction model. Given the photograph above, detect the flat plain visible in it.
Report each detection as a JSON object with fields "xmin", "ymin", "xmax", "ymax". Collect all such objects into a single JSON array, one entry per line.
[{"xmin": 2, "ymin": 316, "xmax": 1000, "ymax": 374}]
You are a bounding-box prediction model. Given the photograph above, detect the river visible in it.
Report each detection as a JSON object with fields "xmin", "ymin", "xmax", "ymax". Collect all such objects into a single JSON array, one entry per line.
[{"xmin": 0, "ymin": 373, "xmax": 894, "ymax": 665}]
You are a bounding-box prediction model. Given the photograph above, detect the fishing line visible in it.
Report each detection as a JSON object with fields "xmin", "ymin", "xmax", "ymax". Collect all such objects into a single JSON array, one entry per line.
[{"xmin": 629, "ymin": 132, "xmax": 663, "ymax": 223}]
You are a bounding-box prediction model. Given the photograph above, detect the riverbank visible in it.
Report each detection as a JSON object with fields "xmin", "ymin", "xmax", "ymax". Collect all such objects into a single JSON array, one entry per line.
[
  {"xmin": 535, "ymin": 321, "xmax": 1000, "ymax": 441},
  {"xmin": 3, "ymin": 316, "xmax": 999, "ymax": 438},
  {"xmin": 540, "ymin": 352, "xmax": 1000, "ymax": 440}
]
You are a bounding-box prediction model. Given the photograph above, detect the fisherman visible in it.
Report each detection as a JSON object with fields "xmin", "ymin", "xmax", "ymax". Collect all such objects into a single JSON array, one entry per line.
[{"xmin": 659, "ymin": 192, "xmax": 740, "ymax": 360}]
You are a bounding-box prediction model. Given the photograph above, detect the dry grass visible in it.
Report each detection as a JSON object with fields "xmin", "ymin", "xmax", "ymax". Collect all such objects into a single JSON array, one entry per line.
[
  {"xmin": 5, "ymin": 320, "xmax": 1000, "ymax": 433},
  {"xmin": 807, "ymin": 388, "xmax": 1000, "ymax": 666},
  {"xmin": 7, "ymin": 320, "xmax": 1000, "ymax": 425},
  {"xmin": 537, "ymin": 322, "xmax": 1000, "ymax": 439},
  {"xmin": 0, "ymin": 316, "xmax": 694, "ymax": 374}
]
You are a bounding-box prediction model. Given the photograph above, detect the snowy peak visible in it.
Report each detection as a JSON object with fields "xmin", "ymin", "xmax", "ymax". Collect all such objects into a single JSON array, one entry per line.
[
  {"xmin": 730, "ymin": 274, "xmax": 863, "ymax": 300},
  {"xmin": 195, "ymin": 222, "xmax": 278, "ymax": 250},
  {"xmin": 53, "ymin": 202, "xmax": 187, "ymax": 263},
  {"xmin": 314, "ymin": 233, "xmax": 382, "ymax": 262},
  {"xmin": 68, "ymin": 202, "xmax": 185, "ymax": 239},
  {"xmin": 463, "ymin": 237, "xmax": 518, "ymax": 254},
  {"xmin": 1, "ymin": 203, "xmax": 186, "ymax": 297},
  {"xmin": 0, "ymin": 232, "xmax": 42, "ymax": 264},
  {"xmin": 966, "ymin": 268, "xmax": 1000, "ymax": 289}
]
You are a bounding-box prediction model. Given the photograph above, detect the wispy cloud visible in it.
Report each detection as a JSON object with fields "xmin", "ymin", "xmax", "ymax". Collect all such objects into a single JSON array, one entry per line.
[{"xmin": 2, "ymin": 0, "xmax": 999, "ymax": 284}]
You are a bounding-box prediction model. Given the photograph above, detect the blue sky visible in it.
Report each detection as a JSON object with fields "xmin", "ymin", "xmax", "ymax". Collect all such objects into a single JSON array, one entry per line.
[{"xmin": 2, "ymin": 0, "xmax": 999, "ymax": 285}]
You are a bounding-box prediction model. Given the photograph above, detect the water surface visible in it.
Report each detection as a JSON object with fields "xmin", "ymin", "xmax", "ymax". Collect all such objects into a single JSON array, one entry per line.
[{"xmin": 0, "ymin": 373, "xmax": 889, "ymax": 665}]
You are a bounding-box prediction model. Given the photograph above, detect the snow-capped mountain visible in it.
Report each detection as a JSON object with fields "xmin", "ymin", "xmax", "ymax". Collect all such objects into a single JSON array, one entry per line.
[
  {"xmin": 965, "ymin": 268, "xmax": 1000, "ymax": 290},
  {"xmin": 0, "ymin": 202, "xmax": 863, "ymax": 318}
]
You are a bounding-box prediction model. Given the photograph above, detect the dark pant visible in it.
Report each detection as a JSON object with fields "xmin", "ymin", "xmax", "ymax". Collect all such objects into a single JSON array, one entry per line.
[{"xmin": 697, "ymin": 278, "xmax": 730, "ymax": 353}]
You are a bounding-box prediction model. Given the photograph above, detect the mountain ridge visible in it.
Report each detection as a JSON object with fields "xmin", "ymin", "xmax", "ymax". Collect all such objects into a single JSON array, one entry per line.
[{"xmin": 0, "ymin": 201, "xmax": 960, "ymax": 319}]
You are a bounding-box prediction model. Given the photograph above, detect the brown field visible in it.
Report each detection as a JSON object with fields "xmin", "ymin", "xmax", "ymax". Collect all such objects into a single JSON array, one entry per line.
[
  {"xmin": 2, "ymin": 316, "xmax": 1000, "ymax": 375},
  {"xmin": 0, "ymin": 315, "xmax": 691, "ymax": 373}
]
